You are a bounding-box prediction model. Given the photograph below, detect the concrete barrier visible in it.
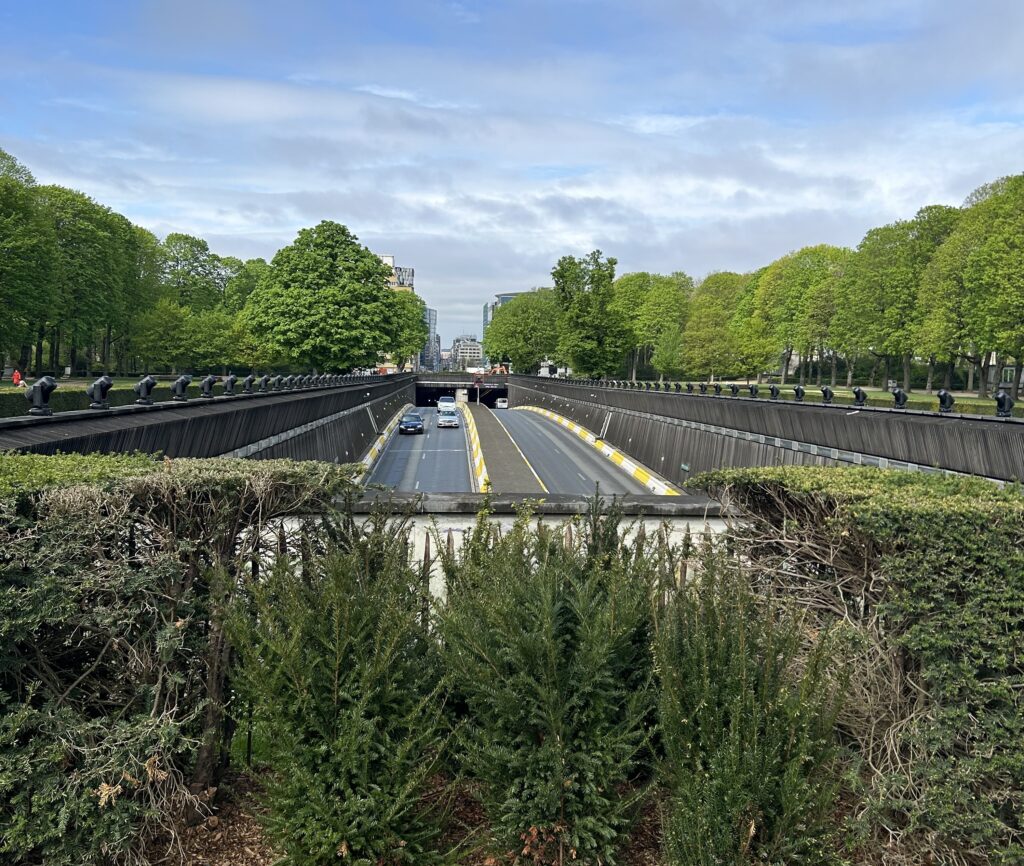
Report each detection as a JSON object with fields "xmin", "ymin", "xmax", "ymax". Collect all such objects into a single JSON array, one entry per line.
[
  {"xmin": 509, "ymin": 377, "xmax": 1023, "ymax": 483},
  {"xmin": 457, "ymin": 402, "xmax": 490, "ymax": 491},
  {"xmin": 515, "ymin": 406, "xmax": 680, "ymax": 495}
]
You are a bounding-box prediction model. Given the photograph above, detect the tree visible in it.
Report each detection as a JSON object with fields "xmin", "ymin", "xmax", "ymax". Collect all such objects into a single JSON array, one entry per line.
[
  {"xmin": 961, "ymin": 176, "xmax": 1024, "ymax": 397},
  {"xmin": 242, "ymin": 221, "xmax": 395, "ymax": 371},
  {"xmin": 482, "ymin": 289, "xmax": 561, "ymax": 373},
  {"xmin": 552, "ymin": 250, "xmax": 630, "ymax": 377},
  {"xmin": 611, "ymin": 271, "xmax": 693, "ymax": 380},
  {"xmin": 0, "ymin": 149, "xmax": 56, "ymax": 366},
  {"xmin": 163, "ymin": 233, "xmax": 221, "ymax": 311},
  {"xmin": 36, "ymin": 185, "xmax": 124, "ymax": 374},
  {"xmin": 387, "ymin": 290, "xmax": 429, "ymax": 370},
  {"xmin": 223, "ymin": 257, "xmax": 268, "ymax": 314},
  {"xmin": 681, "ymin": 272, "xmax": 747, "ymax": 380}
]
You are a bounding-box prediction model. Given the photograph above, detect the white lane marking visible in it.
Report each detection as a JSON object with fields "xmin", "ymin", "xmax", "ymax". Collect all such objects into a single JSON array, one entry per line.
[
  {"xmin": 577, "ymin": 471, "xmax": 586, "ymax": 481},
  {"xmin": 415, "ymin": 481, "xmax": 420, "ymax": 490}
]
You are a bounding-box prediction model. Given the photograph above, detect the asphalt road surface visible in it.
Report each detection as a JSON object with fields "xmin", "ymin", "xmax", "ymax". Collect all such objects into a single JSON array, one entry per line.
[
  {"xmin": 491, "ymin": 408, "xmax": 649, "ymax": 495},
  {"xmin": 366, "ymin": 407, "xmax": 473, "ymax": 492}
]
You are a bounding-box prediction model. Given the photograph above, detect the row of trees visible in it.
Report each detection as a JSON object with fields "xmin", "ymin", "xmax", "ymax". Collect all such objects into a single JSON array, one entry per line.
[
  {"xmin": 484, "ymin": 173, "xmax": 1024, "ymax": 396},
  {"xmin": 0, "ymin": 148, "xmax": 427, "ymax": 374}
]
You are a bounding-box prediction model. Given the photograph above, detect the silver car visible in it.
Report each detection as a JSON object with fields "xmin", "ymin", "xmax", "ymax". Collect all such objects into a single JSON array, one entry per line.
[{"xmin": 437, "ymin": 409, "xmax": 460, "ymax": 428}]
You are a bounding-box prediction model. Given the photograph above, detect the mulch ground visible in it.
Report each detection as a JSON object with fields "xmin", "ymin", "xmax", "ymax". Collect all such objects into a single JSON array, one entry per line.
[{"xmin": 159, "ymin": 771, "xmax": 663, "ymax": 865}]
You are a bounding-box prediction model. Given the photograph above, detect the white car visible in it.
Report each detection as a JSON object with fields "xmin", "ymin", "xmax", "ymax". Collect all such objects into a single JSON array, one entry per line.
[
  {"xmin": 437, "ymin": 395, "xmax": 456, "ymax": 409},
  {"xmin": 437, "ymin": 409, "xmax": 460, "ymax": 428},
  {"xmin": 494, "ymin": 398, "xmax": 508, "ymax": 409}
]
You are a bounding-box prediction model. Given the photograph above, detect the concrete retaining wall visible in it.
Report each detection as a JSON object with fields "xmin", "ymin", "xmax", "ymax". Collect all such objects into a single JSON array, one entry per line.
[
  {"xmin": 509, "ymin": 377, "xmax": 1024, "ymax": 483},
  {"xmin": 0, "ymin": 376, "xmax": 415, "ymax": 463}
]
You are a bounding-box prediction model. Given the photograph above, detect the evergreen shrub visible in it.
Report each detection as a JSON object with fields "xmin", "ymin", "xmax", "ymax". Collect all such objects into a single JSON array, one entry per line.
[
  {"xmin": 229, "ymin": 511, "xmax": 446, "ymax": 865},
  {"xmin": 695, "ymin": 466, "xmax": 1024, "ymax": 865},
  {"xmin": 439, "ymin": 507, "xmax": 657, "ymax": 865},
  {"xmin": 657, "ymin": 540, "xmax": 847, "ymax": 865}
]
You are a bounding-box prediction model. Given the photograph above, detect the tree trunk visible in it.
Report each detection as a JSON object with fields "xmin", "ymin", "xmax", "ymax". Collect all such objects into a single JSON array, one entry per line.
[
  {"xmin": 49, "ymin": 328, "xmax": 60, "ymax": 372},
  {"xmin": 846, "ymin": 355, "xmax": 855, "ymax": 387},
  {"xmin": 943, "ymin": 354, "xmax": 954, "ymax": 390},
  {"xmin": 35, "ymin": 327, "xmax": 44, "ymax": 376},
  {"xmin": 1013, "ymin": 347, "xmax": 1023, "ymax": 401},
  {"xmin": 780, "ymin": 348, "xmax": 791, "ymax": 386},
  {"xmin": 798, "ymin": 353, "xmax": 806, "ymax": 386},
  {"xmin": 18, "ymin": 344, "xmax": 30, "ymax": 370},
  {"xmin": 868, "ymin": 356, "xmax": 879, "ymax": 388},
  {"xmin": 994, "ymin": 354, "xmax": 1006, "ymax": 394},
  {"xmin": 967, "ymin": 361, "xmax": 975, "ymax": 393},
  {"xmin": 830, "ymin": 352, "xmax": 837, "ymax": 386},
  {"xmin": 925, "ymin": 356, "xmax": 935, "ymax": 393},
  {"xmin": 902, "ymin": 352, "xmax": 912, "ymax": 392},
  {"xmin": 977, "ymin": 355, "xmax": 989, "ymax": 398},
  {"xmin": 880, "ymin": 357, "xmax": 889, "ymax": 391}
]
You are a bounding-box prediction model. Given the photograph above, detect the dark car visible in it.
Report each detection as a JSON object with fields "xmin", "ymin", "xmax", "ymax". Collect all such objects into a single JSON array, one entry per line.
[{"xmin": 398, "ymin": 413, "xmax": 424, "ymax": 435}]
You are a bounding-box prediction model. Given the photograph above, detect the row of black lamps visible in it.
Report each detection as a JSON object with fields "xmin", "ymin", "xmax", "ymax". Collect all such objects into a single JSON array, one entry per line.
[
  {"xmin": 25, "ymin": 373, "xmax": 367, "ymax": 417},
  {"xmin": 563, "ymin": 378, "xmax": 1017, "ymax": 419}
]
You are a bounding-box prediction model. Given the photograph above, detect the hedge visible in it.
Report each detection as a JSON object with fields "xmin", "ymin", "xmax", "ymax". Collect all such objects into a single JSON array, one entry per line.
[
  {"xmin": 0, "ymin": 453, "xmax": 354, "ymax": 865},
  {"xmin": 693, "ymin": 466, "xmax": 1024, "ymax": 865},
  {"xmin": 0, "ymin": 383, "xmax": 204, "ymax": 418}
]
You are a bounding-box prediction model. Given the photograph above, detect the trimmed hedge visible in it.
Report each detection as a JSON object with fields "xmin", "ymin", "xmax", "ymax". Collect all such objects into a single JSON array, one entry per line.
[
  {"xmin": 694, "ymin": 466, "xmax": 1024, "ymax": 865},
  {"xmin": 0, "ymin": 383, "xmax": 204, "ymax": 417},
  {"xmin": 0, "ymin": 453, "xmax": 354, "ymax": 865}
]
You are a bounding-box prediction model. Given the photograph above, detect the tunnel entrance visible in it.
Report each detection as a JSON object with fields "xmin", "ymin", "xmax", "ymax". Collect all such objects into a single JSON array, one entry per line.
[{"xmin": 414, "ymin": 383, "xmax": 508, "ymax": 408}]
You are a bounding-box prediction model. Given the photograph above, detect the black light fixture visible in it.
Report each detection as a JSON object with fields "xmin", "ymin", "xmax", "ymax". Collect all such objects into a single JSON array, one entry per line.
[
  {"xmin": 713, "ymin": 382, "xmax": 722, "ymax": 395},
  {"xmin": 674, "ymin": 382, "xmax": 682, "ymax": 392},
  {"xmin": 937, "ymin": 389, "xmax": 955, "ymax": 413},
  {"xmin": 769, "ymin": 384, "xmax": 780, "ymax": 400},
  {"xmin": 686, "ymin": 382, "xmax": 694, "ymax": 393},
  {"xmin": 170, "ymin": 374, "xmax": 192, "ymax": 401},
  {"xmin": 134, "ymin": 375, "xmax": 157, "ymax": 405},
  {"xmin": 270, "ymin": 375, "xmax": 284, "ymax": 390},
  {"xmin": 794, "ymin": 384, "xmax": 805, "ymax": 402},
  {"xmin": 242, "ymin": 374, "xmax": 256, "ymax": 394},
  {"xmin": 698, "ymin": 382, "xmax": 707, "ymax": 394},
  {"xmin": 223, "ymin": 374, "xmax": 238, "ymax": 396},
  {"xmin": 729, "ymin": 383, "xmax": 740, "ymax": 397},
  {"xmin": 25, "ymin": 375, "xmax": 58, "ymax": 416},
  {"xmin": 996, "ymin": 389, "xmax": 1015, "ymax": 418},
  {"xmin": 892, "ymin": 387, "xmax": 908, "ymax": 409},
  {"xmin": 748, "ymin": 383, "xmax": 759, "ymax": 397},
  {"xmin": 645, "ymin": 381, "xmax": 652, "ymax": 390},
  {"xmin": 821, "ymin": 385, "xmax": 834, "ymax": 404},
  {"xmin": 86, "ymin": 374, "xmax": 113, "ymax": 409},
  {"xmin": 282, "ymin": 375, "xmax": 294, "ymax": 389},
  {"xmin": 200, "ymin": 374, "xmax": 219, "ymax": 398},
  {"xmin": 852, "ymin": 386, "xmax": 867, "ymax": 407}
]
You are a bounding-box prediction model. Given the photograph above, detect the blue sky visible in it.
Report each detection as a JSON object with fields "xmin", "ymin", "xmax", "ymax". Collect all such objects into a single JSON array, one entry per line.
[{"xmin": 2, "ymin": 0, "xmax": 1023, "ymax": 344}]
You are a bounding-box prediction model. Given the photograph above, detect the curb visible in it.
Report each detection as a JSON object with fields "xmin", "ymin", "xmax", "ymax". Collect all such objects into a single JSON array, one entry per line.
[
  {"xmin": 354, "ymin": 403, "xmax": 412, "ymax": 484},
  {"xmin": 515, "ymin": 405, "xmax": 680, "ymax": 496},
  {"xmin": 458, "ymin": 403, "xmax": 490, "ymax": 492}
]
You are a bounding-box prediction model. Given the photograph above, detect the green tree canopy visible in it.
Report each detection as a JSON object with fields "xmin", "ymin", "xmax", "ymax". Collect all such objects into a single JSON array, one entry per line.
[
  {"xmin": 242, "ymin": 221, "xmax": 395, "ymax": 371},
  {"xmin": 0, "ymin": 149, "xmax": 55, "ymax": 360},
  {"xmin": 482, "ymin": 288, "xmax": 561, "ymax": 372},
  {"xmin": 387, "ymin": 290, "xmax": 429, "ymax": 370},
  {"xmin": 682, "ymin": 272, "xmax": 748, "ymax": 379},
  {"xmin": 552, "ymin": 250, "xmax": 630, "ymax": 377}
]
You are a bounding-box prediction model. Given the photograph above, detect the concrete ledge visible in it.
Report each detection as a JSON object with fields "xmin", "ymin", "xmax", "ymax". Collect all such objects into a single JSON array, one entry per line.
[{"xmin": 352, "ymin": 490, "xmax": 725, "ymax": 516}]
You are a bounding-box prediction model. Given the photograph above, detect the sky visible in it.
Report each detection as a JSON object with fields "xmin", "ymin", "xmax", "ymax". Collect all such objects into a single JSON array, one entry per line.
[{"xmin": 2, "ymin": 1, "xmax": 1023, "ymax": 345}]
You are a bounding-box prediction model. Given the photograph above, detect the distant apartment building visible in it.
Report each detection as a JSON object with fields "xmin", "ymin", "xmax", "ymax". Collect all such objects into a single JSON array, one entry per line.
[
  {"xmin": 375, "ymin": 252, "xmax": 418, "ymax": 371},
  {"xmin": 378, "ymin": 254, "xmax": 415, "ymax": 292},
  {"xmin": 419, "ymin": 307, "xmax": 439, "ymax": 372},
  {"xmin": 451, "ymin": 334, "xmax": 483, "ymax": 371}
]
